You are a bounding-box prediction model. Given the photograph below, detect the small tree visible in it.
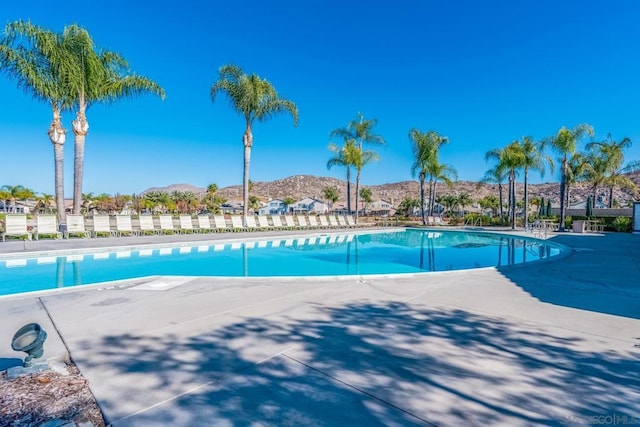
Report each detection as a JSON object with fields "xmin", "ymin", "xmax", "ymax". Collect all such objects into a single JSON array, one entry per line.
[
  {"xmin": 283, "ymin": 196, "xmax": 296, "ymax": 214},
  {"xmin": 202, "ymin": 183, "xmax": 226, "ymax": 214},
  {"xmin": 359, "ymin": 187, "xmax": 373, "ymax": 216},
  {"xmin": 397, "ymin": 197, "xmax": 420, "ymax": 217},
  {"xmin": 323, "ymin": 187, "xmax": 339, "ymax": 212}
]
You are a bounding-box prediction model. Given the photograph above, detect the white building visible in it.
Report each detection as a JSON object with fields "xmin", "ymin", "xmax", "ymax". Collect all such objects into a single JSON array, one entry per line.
[{"xmin": 292, "ymin": 197, "xmax": 328, "ymax": 214}]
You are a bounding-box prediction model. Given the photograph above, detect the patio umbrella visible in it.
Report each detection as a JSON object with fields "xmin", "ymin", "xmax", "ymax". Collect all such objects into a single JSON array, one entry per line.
[
  {"xmin": 586, "ymin": 196, "xmax": 593, "ymax": 218},
  {"xmin": 546, "ymin": 200, "xmax": 552, "ymax": 217}
]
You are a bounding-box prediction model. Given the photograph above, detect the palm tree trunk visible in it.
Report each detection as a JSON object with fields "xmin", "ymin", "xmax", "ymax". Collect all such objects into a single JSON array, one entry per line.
[
  {"xmin": 558, "ymin": 159, "xmax": 567, "ymax": 232},
  {"xmin": 48, "ymin": 109, "xmax": 66, "ymax": 226},
  {"xmin": 608, "ymin": 186, "xmax": 614, "ymax": 208},
  {"xmin": 428, "ymin": 178, "xmax": 435, "ymax": 216},
  {"xmin": 419, "ymin": 175, "xmax": 426, "ymax": 225},
  {"xmin": 498, "ymin": 183, "xmax": 504, "ymax": 222},
  {"xmin": 242, "ymin": 123, "xmax": 253, "ymax": 227},
  {"xmin": 346, "ymin": 168, "xmax": 352, "ymax": 214},
  {"xmin": 72, "ymin": 103, "xmax": 89, "ymax": 215},
  {"xmin": 510, "ymin": 170, "xmax": 516, "ymax": 230},
  {"xmin": 523, "ymin": 168, "xmax": 529, "ymax": 228},
  {"xmin": 354, "ymin": 169, "xmax": 361, "ymax": 224}
]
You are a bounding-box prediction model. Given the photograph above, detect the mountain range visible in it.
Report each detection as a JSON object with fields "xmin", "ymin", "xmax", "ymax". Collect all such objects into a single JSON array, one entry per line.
[{"xmin": 142, "ymin": 173, "xmax": 640, "ymax": 207}]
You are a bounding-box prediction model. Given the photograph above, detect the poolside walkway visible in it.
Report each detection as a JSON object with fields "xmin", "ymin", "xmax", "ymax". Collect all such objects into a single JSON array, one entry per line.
[{"xmin": 1, "ymin": 229, "xmax": 639, "ymax": 426}]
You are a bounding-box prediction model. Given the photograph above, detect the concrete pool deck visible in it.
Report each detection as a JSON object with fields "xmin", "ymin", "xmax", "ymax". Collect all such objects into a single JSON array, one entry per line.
[{"xmin": 0, "ymin": 228, "xmax": 639, "ymax": 426}]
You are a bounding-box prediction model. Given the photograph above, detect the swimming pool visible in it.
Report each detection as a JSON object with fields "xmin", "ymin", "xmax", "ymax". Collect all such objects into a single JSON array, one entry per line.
[{"xmin": 0, "ymin": 229, "xmax": 566, "ymax": 297}]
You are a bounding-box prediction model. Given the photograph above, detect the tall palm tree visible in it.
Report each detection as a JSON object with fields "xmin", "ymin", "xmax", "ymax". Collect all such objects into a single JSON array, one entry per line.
[
  {"xmin": 427, "ymin": 161, "xmax": 457, "ymax": 216},
  {"xmin": 583, "ymin": 151, "xmax": 609, "ymax": 207},
  {"xmin": 587, "ymin": 135, "xmax": 638, "ymax": 207},
  {"xmin": 330, "ymin": 112, "xmax": 386, "ymax": 150},
  {"xmin": 565, "ymin": 152, "xmax": 588, "ymax": 209},
  {"xmin": 349, "ymin": 142, "xmax": 380, "ymax": 223},
  {"xmin": 65, "ymin": 24, "xmax": 165, "ymax": 214},
  {"xmin": 479, "ymin": 165, "xmax": 508, "ymax": 222},
  {"xmin": 0, "ymin": 20, "xmax": 78, "ymax": 224},
  {"xmin": 409, "ymin": 129, "xmax": 449, "ymax": 225},
  {"xmin": 330, "ymin": 112, "xmax": 385, "ymax": 213},
  {"xmin": 486, "ymin": 142, "xmax": 524, "ymax": 230},
  {"xmin": 211, "ymin": 64, "xmax": 298, "ymax": 226},
  {"xmin": 545, "ymin": 124, "xmax": 594, "ymax": 231},
  {"xmin": 517, "ymin": 136, "xmax": 553, "ymax": 228},
  {"xmin": 327, "ymin": 140, "xmax": 354, "ymax": 212}
]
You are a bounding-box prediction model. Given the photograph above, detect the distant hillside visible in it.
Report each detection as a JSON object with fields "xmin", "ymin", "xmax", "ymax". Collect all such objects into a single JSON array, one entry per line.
[{"xmin": 141, "ymin": 173, "xmax": 640, "ymax": 206}]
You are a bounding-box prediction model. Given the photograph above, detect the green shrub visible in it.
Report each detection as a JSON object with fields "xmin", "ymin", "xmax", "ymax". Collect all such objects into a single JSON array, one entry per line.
[
  {"xmin": 564, "ymin": 215, "xmax": 573, "ymax": 229},
  {"xmin": 612, "ymin": 216, "xmax": 632, "ymax": 232}
]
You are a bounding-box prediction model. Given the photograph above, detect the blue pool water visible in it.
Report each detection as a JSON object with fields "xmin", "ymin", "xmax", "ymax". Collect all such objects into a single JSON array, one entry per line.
[{"xmin": 0, "ymin": 229, "xmax": 565, "ymax": 296}]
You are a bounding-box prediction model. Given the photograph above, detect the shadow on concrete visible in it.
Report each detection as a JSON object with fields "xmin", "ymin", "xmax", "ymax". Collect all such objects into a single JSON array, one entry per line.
[
  {"xmin": 78, "ymin": 301, "xmax": 640, "ymax": 426},
  {"xmin": 496, "ymin": 232, "xmax": 640, "ymax": 319}
]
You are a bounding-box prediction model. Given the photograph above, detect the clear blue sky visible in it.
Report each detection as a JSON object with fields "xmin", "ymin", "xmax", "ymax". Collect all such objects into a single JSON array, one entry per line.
[{"xmin": 2, "ymin": 1, "xmax": 640, "ymax": 196}]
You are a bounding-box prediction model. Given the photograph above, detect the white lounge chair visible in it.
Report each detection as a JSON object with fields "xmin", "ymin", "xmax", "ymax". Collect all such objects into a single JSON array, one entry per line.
[
  {"xmin": 337, "ymin": 216, "xmax": 348, "ymax": 227},
  {"xmin": 257, "ymin": 215, "xmax": 271, "ymax": 229},
  {"xmin": 318, "ymin": 215, "xmax": 330, "ymax": 228},
  {"xmin": 245, "ymin": 215, "xmax": 259, "ymax": 230},
  {"xmin": 159, "ymin": 215, "xmax": 177, "ymax": 234},
  {"xmin": 197, "ymin": 215, "xmax": 213, "ymax": 233},
  {"xmin": 66, "ymin": 214, "xmax": 90, "ymax": 238},
  {"xmin": 213, "ymin": 215, "xmax": 229, "ymax": 232},
  {"xmin": 138, "ymin": 215, "xmax": 159, "ymax": 234},
  {"xmin": 308, "ymin": 215, "xmax": 319, "ymax": 229},
  {"xmin": 297, "ymin": 216, "xmax": 309, "ymax": 229},
  {"xmin": 328, "ymin": 215, "xmax": 339, "ymax": 228},
  {"xmin": 283, "ymin": 215, "xmax": 297, "ymax": 229},
  {"xmin": 115, "ymin": 215, "xmax": 139, "ymax": 236},
  {"xmin": 179, "ymin": 215, "xmax": 196, "ymax": 233},
  {"xmin": 230, "ymin": 215, "xmax": 245, "ymax": 231},
  {"xmin": 346, "ymin": 215, "xmax": 357, "ymax": 227},
  {"xmin": 35, "ymin": 215, "xmax": 62, "ymax": 240},
  {"xmin": 2, "ymin": 214, "xmax": 31, "ymax": 241},
  {"xmin": 270, "ymin": 215, "xmax": 284, "ymax": 228},
  {"xmin": 92, "ymin": 215, "xmax": 116, "ymax": 237}
]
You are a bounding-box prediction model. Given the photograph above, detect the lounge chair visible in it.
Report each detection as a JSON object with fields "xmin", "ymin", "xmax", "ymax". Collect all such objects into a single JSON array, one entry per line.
[
  {"xmin": 66, "ymin": 214, "xmax": 90, "ymax": 238},
  {"xmin": 179, "ymin": 215, "xmax": 196, "ymax": 233},
  {"xmin": 197, "ymin": 215, "xmax": 214, "ymax": 233},
  {"xmin": 297, "ymin": 216, "xmax": 309, "ymax": 229},
  {"xmin": 115, "ymin": 215, "xmax": 139, "ymax": 236},
  {"xmin": 318, "ymin": 215, "xmax": 330, "ymax": 228},
  {"xmin": 337, "ymin": 216, "xmax": 348, "ymax": 228},
  {"xmin": 92, "ymin": 215, "xmax": 116, "ymax": 237},
  {"xmin": 270, "ymin": 215, "xmax": 284, "ymax": 228},
  {"xmin": 230, "ymin": 215, "xmax": 245, "ymax": 231},
  {"xmin": 2, "ymin": 214, "xmax": 31, "ymax": 241},
  {"xmin": 328, "ymin": 215, "xmax": 339, "ymax": 228},
  {"xmin": 308, "ymin": 215, "xmax": 319, "ymax": 229},
  {"xmin": 257, "ymin": 215, "xmax": 271, "ymax": 229},
  {"xmin": 159, "ymin": 215, "xmax": 177, "ymax": 234},
  {"xmin": 283, "ymin": 215, "xmax": 297, "ymax": 229},
  {"xmin": 213, "ymin": 215, "xmax": 229, "ymax": 232},
  {"xmin": 346, "ymin": 215, "xmax": 357, "ymax": 228},
  {"xmin": 138, "ymin": 215, "xmax": 160, "ymax": 235},
  {"xmin": 35, "ymin": 215, "xmax": 62, "ymax": 240},
  {"xmin": 245, "ymin": 215, "xmax": 259, "ymax": 230}
]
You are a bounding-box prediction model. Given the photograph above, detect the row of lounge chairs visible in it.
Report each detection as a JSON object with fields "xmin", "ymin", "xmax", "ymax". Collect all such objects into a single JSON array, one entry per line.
[{"xmin": 1, "ymin": 213, "xmax": 365, "ymax": 241}]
